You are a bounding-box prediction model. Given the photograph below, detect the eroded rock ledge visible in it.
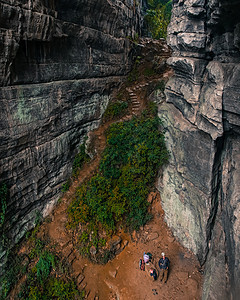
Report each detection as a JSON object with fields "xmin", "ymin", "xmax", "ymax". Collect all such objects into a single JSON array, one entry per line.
[
  {"xmin": 158, "ymin": 0, "xmax": 240, "ymax": 299},
  {"xmin": 0, "ymin": 0, "xmax": 142, "ymax": 268}
]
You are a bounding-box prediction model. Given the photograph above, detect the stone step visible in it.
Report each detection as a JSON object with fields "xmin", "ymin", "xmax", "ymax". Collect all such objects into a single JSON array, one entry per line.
[
  {"xmin": 62, "ymin": 244, "xmax": 74, "ymax": 258},
  {"xmin": 77, "ymin": 274, "xmax": 85, "ymax": 285},
  {"xmin": 85, "ymin": 290, "xmax": 90, "ymax": 298},
  {"xmin": 79, "ymin": 281, "xmax": 87, "ymax": 290},
  {"xmin": 68, "ymin": 251, "xmax": 76, "ymax": 264}
]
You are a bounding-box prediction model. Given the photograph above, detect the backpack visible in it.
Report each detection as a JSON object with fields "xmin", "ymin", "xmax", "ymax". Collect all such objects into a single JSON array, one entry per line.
[
  {"xmin": 143, "ymin": 252, "xmax": 153, "ymax": 263},
  {"xmin": 139, "ymin": 259, "xmax": 145, "ymax": 271},
  {"xmin": 146, "ymin": 252, "xmax": 153, "ymax": 261}
]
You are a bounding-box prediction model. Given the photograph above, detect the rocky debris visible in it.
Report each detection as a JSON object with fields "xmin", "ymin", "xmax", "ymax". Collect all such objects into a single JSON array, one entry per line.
[
  {"xmin": 147, "ymin": 192, "xmax": 157, "ymax": 204},
  {"xmin": 104, "ymin": 280, "xmax": 120, "ymax": 300},
  {"xmin": 147, "ymin": 232, "xmax": 159, "ymax": 241},
  {"xmin": 109, "ymin": 270, "xmax": 118, "ymax": 278},
  {"xmin": 159, "ymin": 0, "xmax": 240, "ymax": 299},
  {"xmin": 108, "ymin": 236, "xmax": 122, "ymax": 249}
]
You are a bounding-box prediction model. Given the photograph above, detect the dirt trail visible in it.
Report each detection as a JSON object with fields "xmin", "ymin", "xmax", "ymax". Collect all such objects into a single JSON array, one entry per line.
[{"xmin": 16, "ymin": 71, "xmax": 203, "ymax": 299}]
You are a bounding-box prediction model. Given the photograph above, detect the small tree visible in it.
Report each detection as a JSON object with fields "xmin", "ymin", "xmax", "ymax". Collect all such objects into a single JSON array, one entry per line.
[{"xmin": 145, "ymin": 0, "xmax": 172, "ymax": 39}]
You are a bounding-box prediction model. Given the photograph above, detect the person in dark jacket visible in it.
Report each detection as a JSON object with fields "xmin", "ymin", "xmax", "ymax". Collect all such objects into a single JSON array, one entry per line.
[
  {"xmin": 149, "ymin": 268, "xmax": 158, "ymax": 281},
  {"xmin": 158, "ymin": 252, "xmax": 170, "ymax": 283}
]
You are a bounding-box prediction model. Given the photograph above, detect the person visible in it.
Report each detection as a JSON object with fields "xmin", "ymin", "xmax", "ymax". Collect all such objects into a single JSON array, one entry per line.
[
  {"xmin": 158, "ymin": 252, "xmax": 170, "ymax": 283},
  {"xmin": 149, "ymin": 268, "xmax": 158, "ymax": 281}
]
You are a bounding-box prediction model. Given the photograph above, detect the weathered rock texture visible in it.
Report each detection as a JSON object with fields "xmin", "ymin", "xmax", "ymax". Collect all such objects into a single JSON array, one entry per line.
[
  {"xmin": 158, "ymin": 0, "xmax": 240, "ymax": 299},
  {"xmin": 0, "ymin": 0, "xmax": 142, "ymax": 268}
]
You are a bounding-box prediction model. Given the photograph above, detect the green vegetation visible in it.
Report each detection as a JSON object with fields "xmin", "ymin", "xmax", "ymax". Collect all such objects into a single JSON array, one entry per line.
[
  {"xmin": 145, "ymin": 0, "xmax": 172, "ymax": 39},
  {"xmin": 156, "ymin": 80, "xmax": 166, "ymax": 92},
  {"xmin": 143, "ymin": 67, "xmax": 157, "ymax": 77},
  {"xmin": 1, "ymin": 218, "xmax": 83, "ymax": 300},
  {"xmin": 72, "ymin": 143, "xmax": 90, "ymax": 178},
  {"xmin": 103, "ymin": 100, "xmax": 128, "ymax": 121},
  {"xmin": 67, "ymin": 107, "xmax": 169, "ymax": 260},
  {"xmin": 18, "ymin": 251, "xmax": 83, "ymax": 300},
  {"xmin": 61, "ymin": 178, "xmax": 71, "ymax": 192},
  {"xmin": 126, "ymin": 33, "xmax": 140, "ymax": 45},
  {"xmin": 0, "ymin": 183, "xmax": 7, "ymax": 230},
  {"xmin": 0, "ymin": 253, "xmax": 28, "ymax": 300},
  {"xmin": 127, "ymin": 67, "xmax": 139, "ymax": 83},
  {"xmin": 61, "ymin": 141, "xmax": 90, "ymax": 192}
]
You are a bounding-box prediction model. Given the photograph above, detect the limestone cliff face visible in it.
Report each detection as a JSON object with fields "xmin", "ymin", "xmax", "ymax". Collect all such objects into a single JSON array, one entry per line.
[
  {"xmin": 0, "ymin": 0, "xmax": 142, "ymax": 266},
  {"xmin": 158, "ymin": 0, "xmax": 240, "ymax": 299}
]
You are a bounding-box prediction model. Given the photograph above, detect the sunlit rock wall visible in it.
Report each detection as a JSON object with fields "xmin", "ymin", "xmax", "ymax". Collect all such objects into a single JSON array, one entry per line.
[
  {"xmin": 158, "ymin": 0, "xmax": 240, "ymax": 299},
  {"xmin": 0, "ymin": 0, "xmax": 142, "ymax": 268}
]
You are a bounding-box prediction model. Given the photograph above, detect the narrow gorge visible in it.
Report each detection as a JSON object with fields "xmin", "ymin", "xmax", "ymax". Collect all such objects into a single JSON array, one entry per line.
[{"xmin": 0, "ymin": 0, "xmax": 239, "ymax": 299}]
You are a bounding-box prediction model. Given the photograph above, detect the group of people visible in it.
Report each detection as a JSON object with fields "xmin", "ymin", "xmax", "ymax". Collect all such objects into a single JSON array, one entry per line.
[{"xmin": 142, "ymin": 252, "xmax": 170, "ymax": 283}]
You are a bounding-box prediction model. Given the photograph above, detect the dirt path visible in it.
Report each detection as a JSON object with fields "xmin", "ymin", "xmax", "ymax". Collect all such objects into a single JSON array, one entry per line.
[{"xmin": 15, "ymin": 69, "xmax": 203, "ymax": 299}]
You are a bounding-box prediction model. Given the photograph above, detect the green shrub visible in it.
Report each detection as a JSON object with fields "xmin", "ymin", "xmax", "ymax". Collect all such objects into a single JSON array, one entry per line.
[
  {"xmin": 145, "ymin": 0, "xmax": 172, "ymax": 39},
  {"xmin": 36, "ymin": 251, "xmax": 55, "ymax": 284},
  {"xmin": 46, "ymin": 278, "xmax": 82, "ymax": 299},
  {"xmin": 61, "ymin": 178, "xmax": 71, "ymax": 192},
  {"xmin": 156, "ymin": 80, "xmax": 165, "ymax": 92},
  {"xmin": 67, "ymin": 109, "xmax": 169, "ymax": 259},
  {"xmin": 0, "ymin": 183, "xmax": 7, "ymax": 230},
  {"xmin": 29, "ymin": 238, "xmax": 45, "ymax": 259},
  {"xmin": 72, "ymin": 143, "xmax": 90, "ymax": 178},
  {"xmin": 127, "ymin": 67, "xmax": 139, "ymax": 83},
  {"xmin": 18, "ymin": 251, "xmax": 83, "ymax": 300},
  {"xmin": 103, "ymin": 101, "xmax": 128, "ymax": 121},
  {"xmin": 0, "ymin": 253, "xmax": 26, "ymax": 300},
  {"xmin": 143, "ymin": 67, "xmax": 156, "ymax": 77}
]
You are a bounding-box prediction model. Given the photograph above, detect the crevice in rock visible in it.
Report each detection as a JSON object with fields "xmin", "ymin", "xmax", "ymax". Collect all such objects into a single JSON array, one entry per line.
[{"xmin": 203, "ymin": 134, "xmax": 224, "ymax": 266}]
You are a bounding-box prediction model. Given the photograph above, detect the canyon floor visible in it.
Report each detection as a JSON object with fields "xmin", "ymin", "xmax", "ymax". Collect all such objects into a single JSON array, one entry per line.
[{"xmin": 13, "ymin": 55, "xmax": 203, "ymax": 299}]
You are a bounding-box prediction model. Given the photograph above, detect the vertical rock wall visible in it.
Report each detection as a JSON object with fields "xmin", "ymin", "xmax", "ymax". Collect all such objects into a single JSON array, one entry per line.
[
  {"xmin": 0, "ymin": 0, "xmax": 142, "ymax": 268},
  {"xmin": 158, "ymin": 0, "xmax": 240, "ymax": 299}
]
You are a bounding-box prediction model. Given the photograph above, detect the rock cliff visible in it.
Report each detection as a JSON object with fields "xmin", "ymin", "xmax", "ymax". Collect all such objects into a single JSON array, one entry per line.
[
  {"xmin": 0, "ymin": 0, "xmax": 142, "ymax": 268},
  {"xmin": 158, "ymin": 0, "xmax": 240, "ymax": 299}
]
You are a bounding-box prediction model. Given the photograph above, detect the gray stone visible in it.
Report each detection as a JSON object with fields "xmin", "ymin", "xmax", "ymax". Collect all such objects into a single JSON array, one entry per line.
[
  {"xmin": 160, "ymin": 0, "xmax": 240, "ymax": 299},
  {"xmin": 0, "ymin": 0, "xmax": 142, "ymax": 272}
]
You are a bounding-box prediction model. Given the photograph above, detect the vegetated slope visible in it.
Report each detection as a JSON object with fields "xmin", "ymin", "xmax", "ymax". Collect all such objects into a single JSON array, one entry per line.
[{"xmin": 2, "ymin": 38, "xmax": 203, "ymax": 300}]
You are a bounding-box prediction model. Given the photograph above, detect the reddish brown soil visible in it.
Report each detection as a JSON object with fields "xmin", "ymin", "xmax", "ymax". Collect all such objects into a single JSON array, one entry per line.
[
  {"xmin": 41, "ymin": 189, "xmax": 203, "ymax": 300},
  {"xmin": 14, "ymin": 67, "xmax": 203, "ymax": 299}
]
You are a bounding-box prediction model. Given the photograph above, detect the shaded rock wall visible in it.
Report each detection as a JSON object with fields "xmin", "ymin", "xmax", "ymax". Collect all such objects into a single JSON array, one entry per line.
[
  {"xmin": 0, "ymin": 0, "xmax": 142, "ymax": 267},
  {"xmin": 158, "ymin": 0, "xmax": 240, "ymax": 299}
]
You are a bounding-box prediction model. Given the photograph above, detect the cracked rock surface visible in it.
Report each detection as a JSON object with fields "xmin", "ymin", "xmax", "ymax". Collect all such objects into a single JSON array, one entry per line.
[
  {"xmin": 0, "ymin": 0, "xmax": 142, "ymax": 268},
  {"xmin": 158, "ymin": 1, "xmax": 240, "ymax": 299}
]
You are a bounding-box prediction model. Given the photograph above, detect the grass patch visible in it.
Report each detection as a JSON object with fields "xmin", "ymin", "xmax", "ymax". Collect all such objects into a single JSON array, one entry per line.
[{"xmin": 67, "ymin": 107, "xmax": 169, "ymax": 260}]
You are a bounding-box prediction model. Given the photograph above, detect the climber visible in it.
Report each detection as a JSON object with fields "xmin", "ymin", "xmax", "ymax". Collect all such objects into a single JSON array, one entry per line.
[{"xmin": 158, "ymin": 252, "xmax": 170, "ymax": 283}]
